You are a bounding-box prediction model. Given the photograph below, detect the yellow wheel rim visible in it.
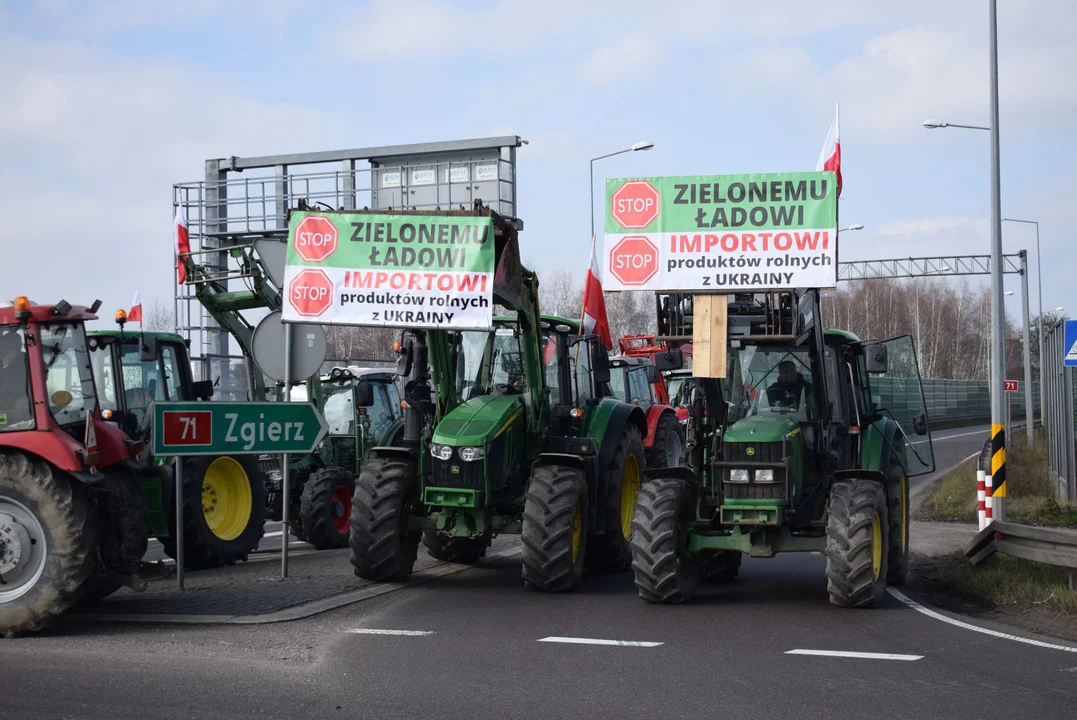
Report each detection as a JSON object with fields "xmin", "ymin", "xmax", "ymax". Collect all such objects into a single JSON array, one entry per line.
[
  {"xmin": 871, "ymin": 512, "xmax": 883, "ymax": 581},
  {"xmin": 201, "ymin": 457, "xmax": 253, "ymax": 541},
  {"xmin": 571, "ymin": 501, "xmax": 582, "ymax": 562},
  {"xmin": 620, "ymin": 455, "xmax": 641, "ymax": 540},
  {"xmin": 900, "ymin": 474, "xmax": 909, "ymax": 553}
]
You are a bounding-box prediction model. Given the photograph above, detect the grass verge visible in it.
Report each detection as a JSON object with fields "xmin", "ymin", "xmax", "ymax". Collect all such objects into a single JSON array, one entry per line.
[{"xmin": 916, "ymin": 430, "xmax": 1077, "ymax": 528}]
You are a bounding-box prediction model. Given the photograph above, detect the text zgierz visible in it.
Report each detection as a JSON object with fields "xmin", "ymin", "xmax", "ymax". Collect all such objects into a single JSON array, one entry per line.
[{"xmin": 225, "ymin": 412, "xmax": 304, "ymax": 450}]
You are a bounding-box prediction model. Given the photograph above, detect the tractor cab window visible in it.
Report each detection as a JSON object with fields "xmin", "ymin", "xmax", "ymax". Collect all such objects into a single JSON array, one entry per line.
[
  {"xmin": 384, "ymin": 381, "xmax": 402, "ymax": 420},
  {"xmin": 628, "ymin": 367, "xmax": 653, "ymax": 410},
  {"xmin": 489, "ymin": 329, "xmax": 526, "ymax": 394},
  {"xmin": 323, "ymin": 381, "xmax": 355, "ymax": 436},
  {"xmin": 572, "ymin": 341, "xmax": 594, "ymax": 403},
  {"xmin": 823, "ymin": 345, "xmax": 844, "ymax": 423},
  {"xmin": 161, "ymin": 344, "xmax": 183, "ymax": 401},
  {"xmin": 454, "ymin": 328, "xmax": 526, "ymax": 398},
  {"xmin": 738, "ymin": 345, "xmax": 813, "ymax": 422},
  {"xmin": 39, "ymin": 323, "xmax": 97, "ymax": 427},
  {"xmin": 609, "ymin": 367, "xmax": 630, "ymax": 404},
  {"xmin": 543, "ymin": 334, "xmax": 561, "ymax": 405},
  {"xmin": 0, "ymin": 325, "xmax": 33, "ymax": 431},
  {"xmin": 367, "ymin": 382, "xmax": 396, "ymax": 438},
  {"xmin": 89, "ymin": 341, "xmax": 119, "ymax": 411}
]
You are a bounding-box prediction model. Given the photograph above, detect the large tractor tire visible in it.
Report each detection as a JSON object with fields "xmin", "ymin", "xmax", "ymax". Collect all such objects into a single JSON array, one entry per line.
[
  {"xmin": 80, "ymin": 467, "xmax": 152, "ymax": 606},
  {"xmin": 0, "ymin": 452, "xmax": 96, "ymax": 637},
  {"xmin": 349, "ymin": 458, "xmax": 419, "ymax": 582},
  {"xmin": 697, "ymin": 550, "xmax": 741, "ymax": 583},
  {"xmin": 586, "ymin": 426, "xmax": 645, "ymax": 572},
  {"xmin": 886, "ymin": 459, "xmax": 909, "ymax": 586},
  {"xmin": 630, "ymin": 477, "xmax": 698, "ymax": 604},
  {"xmin": 647, "ymin": 411, "xmax": 685, "ymax": 469},
  {"xmin": 300, "ymin": 466, "xmax": 354, "ymax": 550},
  {"xmin": 521, "ymin": 464, "xmax": 588, "ymax": 592},
  {"xmin": 423, "ymin": 532, "xmax": 488, "ymax": 564},
  {"xmin": 162, "ymin": 455, "xmax": 267, "ymax": 571},
  {"xmin": 824, "ymin": 479, "xmax": 888, "ymax": 608}
]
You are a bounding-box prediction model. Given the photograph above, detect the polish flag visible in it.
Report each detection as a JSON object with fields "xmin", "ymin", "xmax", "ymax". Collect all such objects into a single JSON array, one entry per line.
[
  {"xmin": 581, "ymin": 234, "xmax": 613, "ymax": 350},
  {"xmin": 128, "ymin": 289, "xmax": 143, "ymax": 325},
  {"xmin": 816, "ymin": 101, "xmax": 842, "ymax": 196},
  {"xmin": 175, "ymin": 204, "xmax": 191, "ymax": 284}
]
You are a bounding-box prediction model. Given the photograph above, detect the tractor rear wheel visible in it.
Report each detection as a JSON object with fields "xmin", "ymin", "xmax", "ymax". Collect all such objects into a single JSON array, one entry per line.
[
  {"xmin": 586, "ymin": 426, "xmax": 645, "ymax": 572},
  {"xmin": 349, "ymin": 458, "xmax": 419, "ymax": 582},
  {"xmin": 886, "ymin": 459, "xmax": 909, "ymax": 586},
  {"xmin": 697, "ymin": 550, "xmax": 741, "ymax": 583},
  {"xmin": 300, "ymin": 467, "xmax": 354, "ymax": 550},
  {"xmin": 630, "ymin": 477, "xmax": 698, "ymax": 603},
  {"xmin": 423, "ymin": 532, "xmax": 488, "ymax": 564},
  {"xmin": 521, "ymin": 464, "xmax": 588, "ymax": 592},
  {"xmin": 824, "ymin": 479, "xmax": 888, "ymax": 608},
  {"xmin": 0, "ymin": 452, "xmax": 96, "ymax": 637},
  {"xmin": 162, "ymin": 455, "xmax": 267, "ymax": 570},
  {"xmin": 647, "ymin": 411, "xmax": 685, "ymax": 469}
]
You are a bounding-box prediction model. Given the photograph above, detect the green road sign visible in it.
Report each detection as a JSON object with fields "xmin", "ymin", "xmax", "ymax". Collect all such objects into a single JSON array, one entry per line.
[{"xmin": 152, "ymin": 401, "xmax": 329, "ymax": 456}]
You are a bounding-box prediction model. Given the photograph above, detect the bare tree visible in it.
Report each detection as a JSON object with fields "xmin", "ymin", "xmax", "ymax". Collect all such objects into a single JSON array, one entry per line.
[{"xmin": 143, "ymin": 299, "xmax": 174, "ymax": 333}]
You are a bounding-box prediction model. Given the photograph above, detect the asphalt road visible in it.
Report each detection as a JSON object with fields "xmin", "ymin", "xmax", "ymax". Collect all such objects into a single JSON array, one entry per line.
[{"xmin": 4, "ymin": 423, "xmax": 1075, "ymax": 720}]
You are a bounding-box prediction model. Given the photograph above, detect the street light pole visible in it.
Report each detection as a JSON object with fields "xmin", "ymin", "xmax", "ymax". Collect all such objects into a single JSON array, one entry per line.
[
  {"xmin": 987, "ymin": 0, "xmax": 1007, "ymax": 521},
  {"xmin": 590, "ymin": 141, "xmax": 654, "ymax": 241}
]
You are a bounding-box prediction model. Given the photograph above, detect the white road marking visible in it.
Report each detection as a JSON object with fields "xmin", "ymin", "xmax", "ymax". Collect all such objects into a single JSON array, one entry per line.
[
  {"xmin": 264, "ymin": 531, "xmax": 284, "ymax": 538},
  {"xmin": 888, "ymin": 588, "xmax": 1077, "ymax": 653},
  {"xmin": 785, "ymin": 649, "xmax": 922, "ymax": 661},
  {"xmin": 538, "ymin": 636, "xmax": 663, "ymax": 647},
  {"xmin": 347, "ymin": 629, "xmax": 435, "ymax": 636}
]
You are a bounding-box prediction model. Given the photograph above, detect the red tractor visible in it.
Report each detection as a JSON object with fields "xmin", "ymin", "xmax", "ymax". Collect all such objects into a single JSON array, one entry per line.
[
  {"xmin": 618, "ymin": 335, "xmax": 693, "ymax": 423},
  {"xmin": 1, "ymin": 297, "xmax": 151, "ymax": 637},
  {"xmin": 606, "ymin": 355, "xmax": 685, "ymax": 468}
]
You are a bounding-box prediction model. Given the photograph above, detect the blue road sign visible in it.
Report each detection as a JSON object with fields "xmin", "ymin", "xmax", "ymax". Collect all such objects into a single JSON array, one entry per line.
[{"xmin": 1065, "ymin": 320, "xmax": 1077, "ymax": 367}]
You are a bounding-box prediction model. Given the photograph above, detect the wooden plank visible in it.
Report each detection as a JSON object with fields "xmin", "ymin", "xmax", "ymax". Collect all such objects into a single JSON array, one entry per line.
[{"xmin": 692, "ymin": 295, "xmax": 727, "ymax": 379}]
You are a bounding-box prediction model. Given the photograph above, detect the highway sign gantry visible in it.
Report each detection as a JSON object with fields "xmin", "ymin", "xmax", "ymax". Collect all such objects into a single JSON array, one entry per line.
[{"xmin": 153, "ymin": 401, "xmax": 329, "ymax": 457}]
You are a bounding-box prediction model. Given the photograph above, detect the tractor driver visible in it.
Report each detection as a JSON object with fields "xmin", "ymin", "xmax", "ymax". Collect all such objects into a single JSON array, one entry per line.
[
  {"xmin": 766, "ymin": 359, "xmax": 811, "ymax": 411},
  {"xmin": 0, "ymin": 329, "xmax": 33, "ymax": 428}
]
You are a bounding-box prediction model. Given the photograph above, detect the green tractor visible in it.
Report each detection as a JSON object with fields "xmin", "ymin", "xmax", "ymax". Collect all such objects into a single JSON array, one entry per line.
[
  {"xmin": 348, "ymin": 206, "xmax": 649, "ymax": 591},
  {"xmin": 631, "ymin": 290, "xmax": 935, "ymax": 607},
  {"xmin": 87, "ymin": 327, "xmax": 269, "ymax": 569}
]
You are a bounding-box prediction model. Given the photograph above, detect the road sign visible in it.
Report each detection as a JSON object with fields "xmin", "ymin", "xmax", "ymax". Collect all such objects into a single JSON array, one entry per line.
[
  {"xmin": 293, "ymin": 215, "xmax": 338, "ymax": 263},
  {"xmin": 608, "ymin": 235, "xmax": 659, "ymax": 286},
  {"xmin": 288, "ymin": 268, "xmax": 334, "ymax": 317},
  {"xmin": 1003, "ymin": 380, "xmax": 1018, "ymax": 392},
  {"xmin": 1065, "ymin": 320, "xmax": 1077, "ymax": 368},
  {"xmin": 251, "ymin": 310, "xmax": 327, "ymax": 383},
  {"xmin": 610, "ymin": 180, "xmax": 660, "ymax": 230},
  {"xmin": 153, "ymin": 402, "xmax": 329, "ymax": 457}
]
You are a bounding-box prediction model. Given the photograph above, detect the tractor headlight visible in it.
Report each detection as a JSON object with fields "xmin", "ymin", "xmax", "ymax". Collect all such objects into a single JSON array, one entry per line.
[
  {"xmin": 755, "ymin": 469, "xmax": 775, "ymax": 483},
  {"xmin": 728, "ymin": 469, "xmax": 750, "ymax": 483},
  {"xmin": 458, "ymin": 446, "xmax": 485, "ymax": 462},
  {"xmin": 430, "ymin": 444, "xmax": 453, "ymax": 461}
]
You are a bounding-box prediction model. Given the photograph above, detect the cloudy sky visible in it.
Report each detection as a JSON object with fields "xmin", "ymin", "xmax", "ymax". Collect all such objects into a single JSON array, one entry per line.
[{"xmin": 1, "ymin": 0, "xmax": 1074, "ymax": 329}]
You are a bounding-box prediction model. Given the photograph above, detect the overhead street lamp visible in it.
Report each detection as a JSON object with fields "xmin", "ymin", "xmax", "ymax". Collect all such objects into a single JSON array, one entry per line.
[
  {"xmin": 590, "ymin": 141, "xmax": 655, "ymax": 240},
  {"xmin": 922, "ymin": 119, "xmax": 991, "ymax": 131},
  {"xmin": 839, "ymin": 224, "xmax": 864, "ymax": 232}
]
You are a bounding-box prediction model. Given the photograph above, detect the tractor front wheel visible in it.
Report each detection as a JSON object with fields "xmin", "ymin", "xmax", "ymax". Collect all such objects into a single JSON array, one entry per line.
[
  {"xmin": 824, "ymin": 480, "xmax": 888, "ymax": 608},
  {"xmin": 521, "ymin": 464, "xmax": 588, "ymax": 592},
  {"xmin": 163, "ymin": 455, "xmax": 267, "ymax": 570},
  {"xmin": 300, "ymin": 467, "xmax": 354, "ymax": 550},
  {"xmin": 586, "ymin": 426, "xmax": 645, "ymax": 572},
  {"xmin": 647, "ymin": 411, "xmax": 685, "ymax": 469},
  {"xmin": 423, "ymin": 532, "xmax": 488, "ymax": 564},
  {"xmin": 630, "ymin": 477, "xmax": 698, "ymax": 603},
  {"xmin": 0, "ymin": 452, "xmax": 96, "ymax": 637},
  {"xmin": 349, "ymin": 458, "xmax": 419, "ymax": 582}
]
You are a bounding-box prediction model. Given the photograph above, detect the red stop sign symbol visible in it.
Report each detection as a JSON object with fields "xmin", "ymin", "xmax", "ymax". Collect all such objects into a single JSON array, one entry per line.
[
  {"xmin": 609, "ymin": 236, "xmax": 659, "ymax": 286},
  {"xmin": 293, "ymin": 215, "xmax": 338, "ymax": 263},
  {"xmin": 611, "ymin": 180, "xmax": 660, "ymax": 230},
  {"xmin": 288, "ymin": 269, "xmax": 334, "ymax": 317}
]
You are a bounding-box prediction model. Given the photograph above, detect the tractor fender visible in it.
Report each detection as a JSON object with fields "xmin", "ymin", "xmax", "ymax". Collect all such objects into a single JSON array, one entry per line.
[
  {"xmin": 0, "ymin": 431, "xmax": 102, "ymax": 482},
  {"xmin": 643, "ymin": 405, "xmax": 677, "ymax": 449},
  {"xmin": 532, "ymin": 452, "xmax": 591, "ymax": 474},
  {"xmin": 833, "ymin": 468, "xmax": 886, "ymax": 485},
  {"xmin": 642, "ymin": 465, "xmax": 698, "ymax": 484},
  {"xmin": 370, "ymin": 446, "xmax": 417, "ymax": 464},
  {"xmin": 861, "ymin": 419, "xmax": 905, "ymax": 474}
]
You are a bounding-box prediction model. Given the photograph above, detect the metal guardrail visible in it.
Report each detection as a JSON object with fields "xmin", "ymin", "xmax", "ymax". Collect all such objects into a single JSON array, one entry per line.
[{"xmin": 965, "ymin": 520, "xmax": 1077, "ymax": 591}]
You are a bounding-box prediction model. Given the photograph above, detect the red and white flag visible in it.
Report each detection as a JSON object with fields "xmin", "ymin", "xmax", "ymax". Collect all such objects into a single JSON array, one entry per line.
[
  {"xmin": 128, "ymin": 289, "xmax": 143, "ymax": 324},
  {"xmin": 174, "ymin": 204, "xmax": 191, "ymax": 284},
  {"xmin": 581, "ymin": 234, "xmax": 613, "ymax": 350},
  {"xmin": 816, "ymin": 101, "xmax": 842, "ymax": 196}
]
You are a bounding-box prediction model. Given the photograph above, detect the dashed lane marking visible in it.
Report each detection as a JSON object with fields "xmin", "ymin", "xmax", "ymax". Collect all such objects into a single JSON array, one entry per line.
[
  {"xmin": 538, "ymin": 637, "xmax": 663, "ymax": 647},
  {"xmin": 347, "ymin": 629, "xmax": 435, "ymax": 636},
  {"xmin": 785, "ymin": 649, "xmax": 922, "ymax": 661},
  {"xmin": 888, "ymin": 587, "xmax": 1077, "ymax": 654}
]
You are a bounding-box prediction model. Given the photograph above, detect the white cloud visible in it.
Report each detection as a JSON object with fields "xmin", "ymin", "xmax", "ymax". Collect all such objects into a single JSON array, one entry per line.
[{"xmin": 577, "ymin": 31, "xmax": 663, "ymax": 86}]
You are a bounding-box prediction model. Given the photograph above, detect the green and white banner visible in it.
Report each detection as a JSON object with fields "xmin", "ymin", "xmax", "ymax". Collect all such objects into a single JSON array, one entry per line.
[
  {"xmin": 603, "ymin": 172, "xmax": 839, "ymax": 292},
  {"xmin": 281, "ymin": 211, "xmax": 495, "ymax": 330}
]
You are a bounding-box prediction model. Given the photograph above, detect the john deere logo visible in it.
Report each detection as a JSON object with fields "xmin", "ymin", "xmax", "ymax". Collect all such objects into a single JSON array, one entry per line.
[
  {"xmin": 746, "ymin": 447, "xmax": 756, "ymax": 457},
  {"xmin": 451, "ymin": 465, "xmax": 460, "ymax": 474}
]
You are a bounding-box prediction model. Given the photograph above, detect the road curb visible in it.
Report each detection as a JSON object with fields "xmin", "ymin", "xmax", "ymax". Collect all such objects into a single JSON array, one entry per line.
[{"xmin": 69, "ymin": 546, "xmax": 522, "ymax": 627}]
